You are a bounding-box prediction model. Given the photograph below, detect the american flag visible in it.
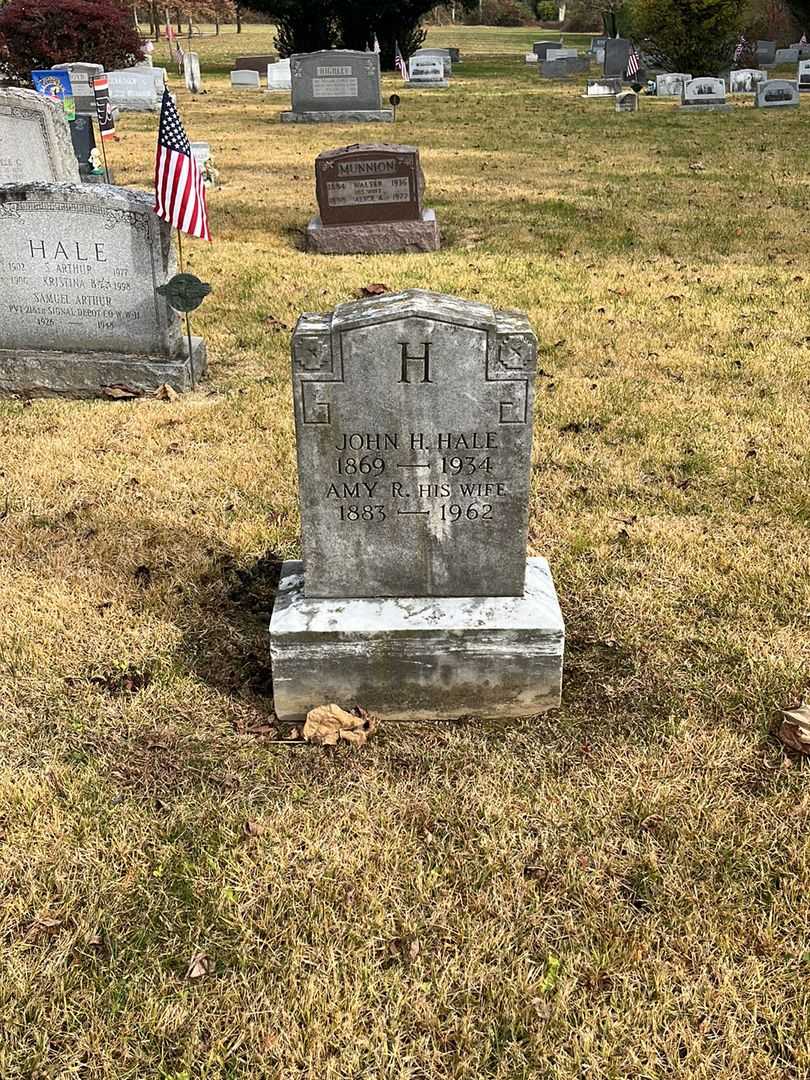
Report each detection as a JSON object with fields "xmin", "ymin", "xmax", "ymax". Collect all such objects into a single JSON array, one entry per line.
[
  {"xmin": 626, "ymin": 45, "xmax": 640, "ymax": 78},
  {"xmin": 395, "ymin": 41, "xmax": 408, "ymax": 79},
  {"xmin": 154, "ymin": 89, "xmax": 210, "ymax": 241}
]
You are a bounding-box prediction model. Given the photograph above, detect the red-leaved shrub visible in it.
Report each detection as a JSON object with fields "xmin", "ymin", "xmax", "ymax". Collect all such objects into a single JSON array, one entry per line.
[{"xmin": 0, "ymin": 0, "xmax": 143, "ymax": 85}]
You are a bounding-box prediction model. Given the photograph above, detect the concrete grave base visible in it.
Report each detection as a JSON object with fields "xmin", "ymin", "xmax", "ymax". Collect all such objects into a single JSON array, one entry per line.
[
  {"xmin": 0, "ymin": 336, "xmax": 207, "ymax": 399},
  {"xmin": 305, "ymin": 209, "xmax": 440, "ymax": 254},
  {"xmin": 406, "ymin": 80, "xmax": 450, "ymax": 89},
  {"xmin": 269, "ymin": 557, "xmax": 565, "ymax": 723},
  {"xmin": 280, "ymin": 109, "xmax": 394, "ymax": 123},
  {"xmin": 678, "ymin": 102, "xmax": 732, "ymax": 112}
]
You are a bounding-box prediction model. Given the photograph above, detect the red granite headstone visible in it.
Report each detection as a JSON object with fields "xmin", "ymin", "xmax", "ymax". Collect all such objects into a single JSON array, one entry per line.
[{"xmin": 314, "ymin": 144, "xmax": 424, "ymax": 227}]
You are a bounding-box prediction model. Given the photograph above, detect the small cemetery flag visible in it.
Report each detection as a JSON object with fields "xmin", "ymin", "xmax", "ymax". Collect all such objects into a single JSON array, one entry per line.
[
  {"xmin": 32, "ymin": 69, "xmax": 76, "ymax": 121},
  {"xmin": 154, "ymin": 89, "xmax": 210, "ymax": 241},
  {"xmin": 92, "ymin": 75, "xmax": 116, "ymax": 140},
  {"xmin": 395, "ymin": 41, "xmax": 408, "ymax": 79},
  {"xmin": 626, "ymin": 45, "xmax": 640, "ymax": 79},
  {"xmin": 734, "ymin": 35, "xmax": 747, "ymax": 61}
]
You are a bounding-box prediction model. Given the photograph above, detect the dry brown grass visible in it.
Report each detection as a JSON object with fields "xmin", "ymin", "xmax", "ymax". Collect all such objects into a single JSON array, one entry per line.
[{"xmin": 0, "ymin": 24, "xmax": 809, "ymax": 1080}]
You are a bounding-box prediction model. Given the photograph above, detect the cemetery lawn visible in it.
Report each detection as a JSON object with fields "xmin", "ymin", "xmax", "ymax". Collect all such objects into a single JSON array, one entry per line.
[{"xmin": 2, "ymin": 23, "xmax": 810, "ymax": 1080}]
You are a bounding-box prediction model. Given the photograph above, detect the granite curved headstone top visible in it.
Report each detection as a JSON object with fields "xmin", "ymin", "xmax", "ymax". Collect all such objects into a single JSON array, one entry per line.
[
  {"xmin": 0, "ymin": 88, "xmax": 80, "ymax": 185},
  {"xmin": 408, "ymin": 54, "xmax": 449, "ymax": 87},
  {"xmin": 0, "ymin": 183, "xmax": 206, "ymax": 396},
  {"xmin": 411, "ymin": 48, "xmax": 452, "ymax": 77},
  {"xmin": 756, "ymin": 79, "xmax": 800, "ymax": 107},
  {"xmin": 656, "ymin": 73, "xmax": 692, "ymax": 97},
  {"xmin": 314, "ymin": 144, "xmax": 424, "ymax": 226},
  {"xmin": 681, "ymin": 77, "xmax": 728, "ymax": 108},
  {"xmin": 291, "ymin": 289, "xmax": 537, "ymax": 598}
]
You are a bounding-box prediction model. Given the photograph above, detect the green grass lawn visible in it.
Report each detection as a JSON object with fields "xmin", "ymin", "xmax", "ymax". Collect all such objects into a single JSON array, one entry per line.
[{"xmin": 0, "ymin": 24, "xmax": 809, "ymax": 1080}]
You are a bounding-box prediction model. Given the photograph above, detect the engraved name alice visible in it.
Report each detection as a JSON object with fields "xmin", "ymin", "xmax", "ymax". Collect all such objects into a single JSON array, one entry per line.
[{"xmin": 336, "ymin": 431, "xmax": 499, "ymax": 450}]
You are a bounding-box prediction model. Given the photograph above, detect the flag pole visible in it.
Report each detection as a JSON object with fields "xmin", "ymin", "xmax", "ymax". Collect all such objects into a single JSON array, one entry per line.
[
  {"xmin": 174, "ymin": 228, "xmax": 196, "ymax": 390},
  {"xmin": 99, "ymin": 128, "xmax": 111, "ymax": 184}
]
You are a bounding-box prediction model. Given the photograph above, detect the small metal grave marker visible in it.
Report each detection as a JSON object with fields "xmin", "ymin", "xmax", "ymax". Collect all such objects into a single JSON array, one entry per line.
[
  {"xmin": 389, "ymin": 92, "xmax": 400, "ymax": 120},
  {"xmin": 157, "ymin": 272, "xmax": 212, "ymax": 389}
]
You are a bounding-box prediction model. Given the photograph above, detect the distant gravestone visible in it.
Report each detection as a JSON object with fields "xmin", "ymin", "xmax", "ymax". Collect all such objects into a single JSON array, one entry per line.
[
  {"xmin": 412, "ymin": 48, "xmax": 452, "ymax": 77},
  {"xmin": 266, "ymin": 58, "xmax": 292, "ymax": 91},
  {"xmin": 306, "ymin": 143, "xmax": 439, "ymax": 254},
  {"xmin": 729, "ymin": 68, "xmax": 766, "ymax": 93},
  {"xmin": 615, "ymin": 89, "xmax": 638, "ymax": 111},
  {"xmin": 656, "ymin": 72, "xmax": 692, "ymax": 97},
  {"xmin": 540, "ymin": 56, "xmax": 589, "ymax": 78},
  {"xmin": 525, "ymin": 52, "xmax": 539, "ymax": 64},
  {"xmin": 756, "ymin": 40, "xmax": 777, "ymax": 67},
  {"xmin": 680, "ymin": 77, "xmax": 730, "ymax": 111},
  {"xmin": 775, "ymin": 47, "xmax": 799, "ymax": 64},
  {"xmin": 234, "ymin": 54, "xmax": 278, "ymax": 72},
  {"xmin": 269, "ymin": 289, "xmax": 564, "ymax": 723},
  {"xmin": 756, "ymin": 79, "xmax": 800, "ymax": 107},
  {"xmin": 51, "ymin": 62, "xmax": 103, "ymax": 115},
  {"xmin": 408, "ymin": 54, "xmax": 449, "ymax": 88},
  {"xmin": 604, "ymin": 38, "xmax": 632, "ymax": 78},
  {"xmin": 69, "ymin": 114, "xmax": 97, "ymax": 179},
  {"xmin": 106, "ymin": 68, "xmax": 160, "ymax": 111},
  {"xmin": 589, "ymin": 36, "xmax": 608, "ymax": 52},
  {"xmin": 447, "ymin": 47, "xmax": 461, "ymax": 63},
  {"xmin": 533, "ymin": 41, "xmax": 561, "ymax": 60},
  {"xmin": 231, "ymin": 69, "xmax": 261, "ymax": 90},
  {"xmin": 585, "ymin": 77, "xmax": 621, "ymax": 96},
  {"xmin": 798, "ymin": 59, "xmax": 810, "ymax": 91},
  {"xmin": 546, "ymin": 48, "xmax": 578, "ymax": 61},
  {"xmin": 282, "ymin": 51, "xmax": 393, "ymax": 122},
  {"xmin": 183, "ymin": 52, "xmax": 202, "ymax": 93},
  {"xmin": 0, "ymin": 88, "xmax": 80, "ymax": 184},
  {"xmin": 0, "ymin": 183, "xmax": 206, "ymax": 397}
]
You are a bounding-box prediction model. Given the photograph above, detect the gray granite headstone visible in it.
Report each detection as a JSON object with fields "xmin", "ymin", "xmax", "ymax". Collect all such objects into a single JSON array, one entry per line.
[
  {"xmin": 282, "ymin": 50, "xmax": 392, "ymax": 122},
  {"xmin": 681, "ymin": 76, "xmax": 729, "ymax": 111},
  {"xmin": 231, "ymin": 69, "xmax": 261, "ymax": 90},
  {"xmin": 540, "ymin": 56, "xmax": 589, "ymax": 78},
  {"xmin": 656, "ymin": 72, "xmax": 691, "ymax": 97},
  {"xmin": 775, "ymin": 48, "xmax": 799, "ymax": 64},
  {"xmin": 546, "ymin": 48, "xmax": 578, "ymax": 60},
  {"xmin": 604, "ymin": 38, "xmax": 631, "ymax": 78},
  {"xmin": 51, "ymin": 62, "xmax": 104, "ymax": 115},
  {"xmin": 615, "ymin": 89, "xmax": 638, "ymax": 111},
  {"xmin": 408, "ymin": 55, "xmax": 449, "ymax": 87},
  {"xmin": 0, "ymin": 88, "xmax": 80, "ymax": 185},
  {"xmin": 798, "ymin": 59, "xmax": 810, "ymax": 91},
  {"xmin": 290, "ymin": 290, "xmax": 537, "ymax": 598},
  {"xmin": 0, "ymin": 183, "xmax": 205, "ymax": 396},
  {"xmin": 533, "ymin": 41, "xmax": 561, "ymax": 60},
  {"xmin": 270, "ymin": 289, "xmax": 564, "ymax": 722},
  {"xmin": 756, "ymin": 40, "xmax": 777, "ymax": 67},
  {"xmin": 106, "ymin": 68, "xmax": 160, "ymax": 111},
  {"xmin": 755, "ymin": 79, "xmax": 800, "ymax": 107},
  {"xmin": 291, "ymin": 50, "xmax": 381, "ymax": 112}
]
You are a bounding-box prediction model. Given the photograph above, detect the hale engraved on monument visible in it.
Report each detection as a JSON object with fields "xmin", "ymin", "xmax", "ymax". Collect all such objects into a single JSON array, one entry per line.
[
  {"xmin": 291, "ymin": 291, "xmax": 536, "ymax": 597},
  {"xmin": 270, "ymin": 290, "xmax": 564, "ymax": 723},
  {"xmin": 0, "ymin": 183, "xmax": 206, "ymax": 396}
]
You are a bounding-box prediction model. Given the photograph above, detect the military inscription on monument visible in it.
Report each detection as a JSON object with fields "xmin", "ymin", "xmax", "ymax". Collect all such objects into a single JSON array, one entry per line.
[
  {"xmin": 292, "ymin": 291, "xmax": 537, "ymax": 598},
  {"xmin": 0, "ymin": 185, "xmax": 178, "ymax": 356}
]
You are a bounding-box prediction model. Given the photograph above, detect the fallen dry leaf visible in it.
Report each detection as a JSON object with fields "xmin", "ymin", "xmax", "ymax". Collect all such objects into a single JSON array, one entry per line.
[
  {"xmin": 102, "ymin": 385, "xmax": 139, "ymax": 400},
  {"xmin": 358, "ymin": 283, "xmax": 390, "ymax": 297},
  {"xmin": 154, "ymin": 383, "xmax": 180, "ymax": 402},
  {"xmin": 303, "ymin": 703, "xmax": 378, "ymax": 747},
  {"xmin": 779, "ymin": 703, "xmax": 810, "ymax": 755},
  {"xmin": 186, "ymin": 951, "xmax": 212, "ymax": 980}
]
